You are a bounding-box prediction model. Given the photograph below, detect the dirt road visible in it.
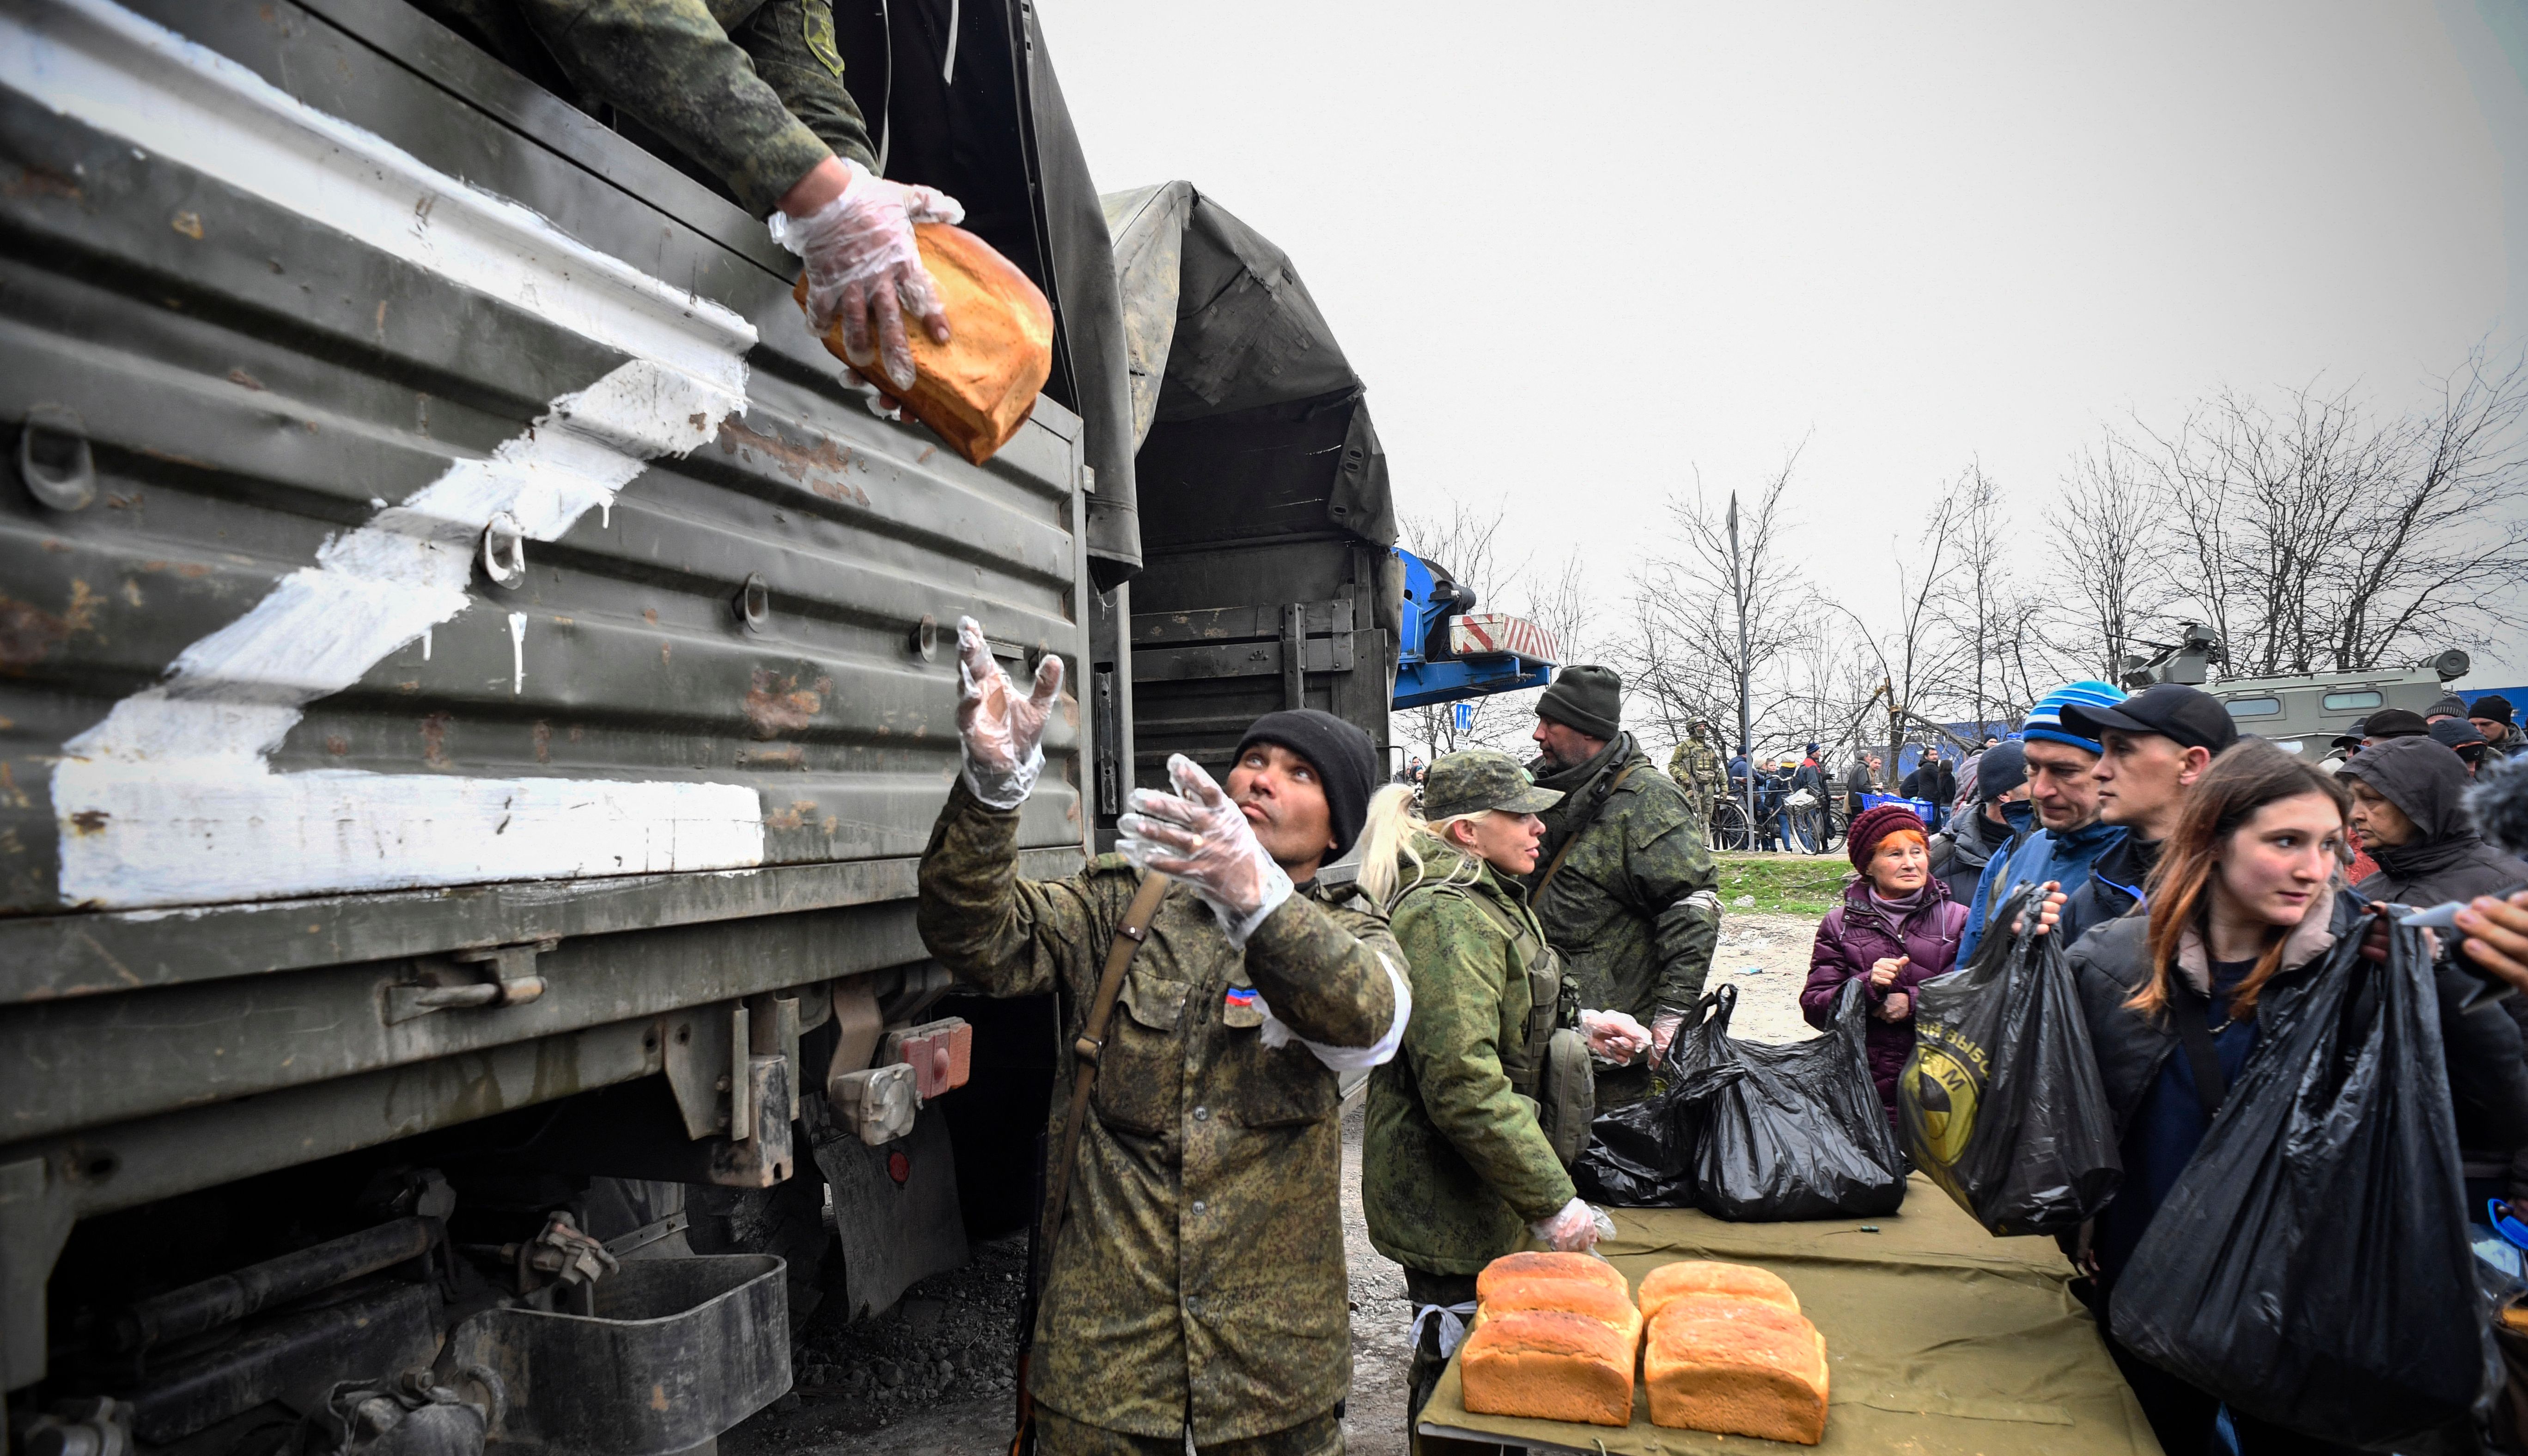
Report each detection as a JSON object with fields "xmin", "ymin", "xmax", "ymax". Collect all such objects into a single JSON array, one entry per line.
[{"xmin": 728, "ymin": 909, "xmax": 1826, "ymax": 1455}]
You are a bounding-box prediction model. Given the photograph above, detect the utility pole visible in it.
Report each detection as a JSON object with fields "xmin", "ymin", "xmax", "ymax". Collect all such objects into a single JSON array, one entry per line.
[{"xmin": 1729, "ymin": 492, "xmax": 1752, "ymax": 846}]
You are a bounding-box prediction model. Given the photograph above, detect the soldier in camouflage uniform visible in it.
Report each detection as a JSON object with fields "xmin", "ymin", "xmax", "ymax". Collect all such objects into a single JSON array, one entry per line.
[
  {"xmin": 1526, "ymin": 667, "xmax": 1723, "ymax": 1106},
  {"xmin": 1666, "ymin": 718, "xmax": 1725, "ymax": 830},
  {"xmin": 919, "ymin": 620, "xmax": 1407, "ymax": 1456},
  {"xmin": 1358, "ymin": 752, "xmax": 1650, "ymax": 1454},
  {"xmin": 502, "ymin": 0, "xmax": 957, "ymax": 386}
]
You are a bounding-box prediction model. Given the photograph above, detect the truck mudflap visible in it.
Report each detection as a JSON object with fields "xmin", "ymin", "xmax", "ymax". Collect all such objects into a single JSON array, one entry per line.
[{"xmin": 442, "ymin": 1254, "xmax": 788, "ymax": 1456}]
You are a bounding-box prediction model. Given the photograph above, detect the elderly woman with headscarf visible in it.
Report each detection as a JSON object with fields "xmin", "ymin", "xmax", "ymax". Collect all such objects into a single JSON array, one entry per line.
[{"xmin": 1801, "ymin": 803, "xmax": 1970, "ymax": 1131}]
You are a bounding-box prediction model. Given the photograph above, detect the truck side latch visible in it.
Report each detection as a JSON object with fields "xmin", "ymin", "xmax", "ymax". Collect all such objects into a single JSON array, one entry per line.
[{"xmin": 383, "ymin": 940, "xmax": 557, "ymax": 1025}]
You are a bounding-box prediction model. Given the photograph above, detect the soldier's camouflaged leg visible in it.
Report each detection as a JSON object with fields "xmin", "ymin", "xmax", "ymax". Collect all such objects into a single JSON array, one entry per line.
[{"xmin": 1035, "ymin": 1404, "xmax": 1346, "ymax": 1456}]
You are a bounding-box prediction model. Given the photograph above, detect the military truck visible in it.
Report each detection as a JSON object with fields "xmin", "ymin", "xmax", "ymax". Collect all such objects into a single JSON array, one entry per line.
[
  {"xmin": 2119, "ymin": 625, "xmax": 2480, "ymax": 760},
  {"xmin": 0, "ymin": 4, "xmax": 1567, "ymax": 1451}
]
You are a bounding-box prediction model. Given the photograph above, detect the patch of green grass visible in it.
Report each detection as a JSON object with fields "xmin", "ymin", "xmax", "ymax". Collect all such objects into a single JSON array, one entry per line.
[{"xmin": 1712, "ymin": 853, "xmax": 1851, "ymax": 917}]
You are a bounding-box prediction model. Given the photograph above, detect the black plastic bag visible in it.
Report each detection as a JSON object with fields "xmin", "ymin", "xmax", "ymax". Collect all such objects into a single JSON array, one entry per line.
[
  {"xmin": 1570, "ymin": 1038, "xmax": 1709, "ymax": 1207},
  {"xmin": 1675, "ymin": 980, "xmax": 1906, "ymax": 1221},
  {"xmin": 2108, "ymin": 914, "xmax": 2496, "ymax": 1447},
  {"xmin": 1898, "ymin": 883, "xmax": 2121, "ymax": 1235}
]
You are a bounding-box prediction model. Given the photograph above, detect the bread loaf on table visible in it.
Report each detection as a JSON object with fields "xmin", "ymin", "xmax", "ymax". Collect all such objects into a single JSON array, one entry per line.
[
  {"xmin": 1460, "ymin": 1310, "xmax": 1638, "ymax": 1428},
  {"xmin": 1643, "ymin": 1298, "xmax": 1830, "ymax": 1445},
  {"xmin": 1474, "ymin": 1251, "xmax": 1629, "ymax": 1304},
  {"xmin": 1468, "ymin": 1277, "xmax": 1643, "ymax": 1343},
  {"xmin": 1637, "ymin": 1260, "xmax": 1800, "ymax": 1322},
  {"xmin": 794, "ymin": 222, "xmax": 1053, "ymax": 465}
]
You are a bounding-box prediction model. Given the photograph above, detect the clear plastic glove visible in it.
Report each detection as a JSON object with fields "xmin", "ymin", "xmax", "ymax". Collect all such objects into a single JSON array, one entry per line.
[
  {"xmin": 1117, "ymin": 754, "xmax": 1292, "ymax": 946},
  {"xmin": 1529, "ymin": 1197, "xmax": 1613, "ymax": 1253},
  {"xmin": 768, "ymin": 158, "xmax": 964, "ymax": 391},
  {"xmin": 1579, "ymin": 1009, "xmax": 1651, "ymax": 1062},
  {"xmin": 1650, "ymin": 1008, "xmax": 1688, "ymax": 1060},
  {"xmin": 954, "ymin": 615, "xmax": 1061, "ymax": 810}
]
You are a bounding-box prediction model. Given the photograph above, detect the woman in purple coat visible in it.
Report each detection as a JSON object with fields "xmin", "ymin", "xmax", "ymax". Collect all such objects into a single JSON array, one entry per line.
[{"xmin": 1802, "ymin": 803, "xmax": 1970, "ymax": 1131}]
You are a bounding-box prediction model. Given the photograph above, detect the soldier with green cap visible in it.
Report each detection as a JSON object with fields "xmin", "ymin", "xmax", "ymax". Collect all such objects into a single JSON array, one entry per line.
[
  {"xmin": 1354, "ymin": 750, "xmax": 1651, "ymax": 1454},
  {"xmin": 1527, "ymin": 665, "xmax": 1723, "ymax": 1105}
]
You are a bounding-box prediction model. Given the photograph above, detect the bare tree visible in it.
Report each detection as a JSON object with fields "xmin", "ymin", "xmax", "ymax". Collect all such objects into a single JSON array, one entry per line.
[
  {"xmin": 1821, "ymin": 493, "xmax": 1976, "ymax": 773},
  {"xmin": 1610, "ymin": 452, "xmax": 1814, "ymax": 761},
  {"xmin": 2055, "ymin": 439, "xmax": 2173, "ymax": 682},
  {"xmin": 1923, "ymin": 462, "xmax": 2036, "ymax": 734}
]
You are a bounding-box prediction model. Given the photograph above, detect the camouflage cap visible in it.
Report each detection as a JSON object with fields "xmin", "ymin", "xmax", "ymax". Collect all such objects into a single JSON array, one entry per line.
[{"xmin": 1423, "ymin": 749, "xmax": 1563, "ymax": 822}]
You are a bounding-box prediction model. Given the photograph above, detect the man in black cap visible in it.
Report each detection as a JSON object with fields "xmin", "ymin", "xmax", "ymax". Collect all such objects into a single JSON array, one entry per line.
[
  {"xmin": 1928, "ymin": 739, "xmax": 2030, "ymax": 908},
  {"xmin": 1526, "ymin": 665, "xmax": 1721, "ymax": 1103},
  {"xmin": 2473, "ymin": 695, "xmax": 2523, "ymax": 761},
  {"xmin": 2364, "ymin": 708, "xmax": 2435, "ymax": 744},
  {"xmin": 920, "ymin": 621, "xmax": 1406, "ymax": 1455},
  {"xmin": 2435, "ymin": 717, "xmax": 2491, "ymax": 775},
  {"xmin": 2055, "ymin": 683, "xmax": 2242, "ymax": 947}
]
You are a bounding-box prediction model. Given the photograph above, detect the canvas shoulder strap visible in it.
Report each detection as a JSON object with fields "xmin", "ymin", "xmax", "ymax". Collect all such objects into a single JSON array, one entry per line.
[
  {"xmin": 1535, "ymin": 762, "xmax": 1639, "ymax": 900},
  {"xmin": 1040, "ymin": 871, "xmax": 1171, "ymax": 1248}
]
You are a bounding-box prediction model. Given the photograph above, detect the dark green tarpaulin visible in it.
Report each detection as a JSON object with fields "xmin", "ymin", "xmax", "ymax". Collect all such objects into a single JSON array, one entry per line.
[{"xmin": 1418, "ymin": 1174, "xmax": 2163, "ymax": 1455}]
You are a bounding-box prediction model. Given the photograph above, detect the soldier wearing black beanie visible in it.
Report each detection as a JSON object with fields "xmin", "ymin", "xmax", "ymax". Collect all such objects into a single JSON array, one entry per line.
[{"xmin": 1237, "ymin": 708, "xmax": 1380, "ymax": 863}]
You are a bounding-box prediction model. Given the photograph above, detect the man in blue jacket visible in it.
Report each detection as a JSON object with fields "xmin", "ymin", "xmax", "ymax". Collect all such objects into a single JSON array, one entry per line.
[{"xmin": 1957, "ymin": 681, "xmax": 2130, "ymax": 960}]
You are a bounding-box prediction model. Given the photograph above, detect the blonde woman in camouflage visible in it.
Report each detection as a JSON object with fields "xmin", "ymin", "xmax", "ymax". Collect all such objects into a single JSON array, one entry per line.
[{"xmin": 1358, "ymin": 749, "xmax": 1650, "ymax": 1453}]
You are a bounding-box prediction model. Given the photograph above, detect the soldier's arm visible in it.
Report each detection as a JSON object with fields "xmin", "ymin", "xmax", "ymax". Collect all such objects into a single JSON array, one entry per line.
[
  {"xmin": 1630, "ymin": 797, "xmax": 1723, "ymax": 1013},
  {"xmin": 728, "ymin": 0, "xmax": 880, "ymax": 170},
  {"xmin": 1392, "ymin": 900, "xmax": 1575, "ymax": 1223},
  {"xmin": 916, "ymin": 780, "xmax": 1115, "ymax": 999},
  {"xmin": 1244, "ymin": 895, "xmax": 1402, "ymax": 1053},
  {"xmin": 510, "ymin": 0, "xmax": 843, "ymax": 215}
]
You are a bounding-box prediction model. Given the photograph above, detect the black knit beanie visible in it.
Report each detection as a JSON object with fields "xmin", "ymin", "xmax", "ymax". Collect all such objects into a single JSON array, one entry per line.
[
  {"xmin": 1975, "ymin": 740, "xmax": 2028, "ymax": 801},
  {"xmin": 1537, "ymin": 665, "xmax": 1622, "ymax": 739},
  {"xmin": 1237, "ymin": 709, "xmax": 1379, "ymax": 860}
]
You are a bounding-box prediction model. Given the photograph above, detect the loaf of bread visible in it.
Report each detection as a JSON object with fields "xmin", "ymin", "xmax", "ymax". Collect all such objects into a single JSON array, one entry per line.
[
  {"xmin": 1474, "ymin": 1251, "xmax": 1630, "ymax": 1304},
  {"xmin": 1460, "ymin": 1310, "xmax": 1637, "ymax": 1427},
  {"xmin": 1637, "ymin": 1260, "xmax": 1799, "ymax": 1322},
  {"xmin": 794, "ymin": 222, "xmax": 1053, "ymax": 465},
  {"xmin": 1471, "ymin": 1277, "xmax": 1643, "ymax": 1343},
  {"xmin": 1643, "ymin": 1298, "xmax": 1829, "ymax": 1445}
]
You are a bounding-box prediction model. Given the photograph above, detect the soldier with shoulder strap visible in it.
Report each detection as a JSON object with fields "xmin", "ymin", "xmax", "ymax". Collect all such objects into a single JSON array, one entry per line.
[
  {"xmin": 1357, "ymin": 749, "xmax": 1651, "ymax": 1455},
  {"xmin": 921, "ymin": 618, "xmax": 1407, "ymax": 1456},
  {"xmin": 1527, "ymin": 666, "xmax": 1724, "ymax": 1107}
]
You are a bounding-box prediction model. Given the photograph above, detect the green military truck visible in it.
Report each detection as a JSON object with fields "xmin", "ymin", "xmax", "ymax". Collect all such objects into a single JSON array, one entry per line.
[{"xmin": 0, "ymin": 3, "xmax": 1550, "ymax": 1452}]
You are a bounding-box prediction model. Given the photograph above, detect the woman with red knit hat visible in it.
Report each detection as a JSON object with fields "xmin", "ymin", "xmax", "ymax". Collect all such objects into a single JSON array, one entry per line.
[{"xmin": 1800, "ymin": 803, "xmax": 1970, "ymax": 1132}]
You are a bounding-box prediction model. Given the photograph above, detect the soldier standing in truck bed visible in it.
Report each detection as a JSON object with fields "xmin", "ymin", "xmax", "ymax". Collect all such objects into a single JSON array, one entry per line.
[
  {"xmin": 476, "ymin": 0, "xmax": 959, "ymax": 388},
  {"xmin": 1526, "ymin": 666, "xmax": 1722, "ymax": 1105},
  {"xmin": 919, "ymin": 619, "xmax": 1409, "ymax": 1456}
]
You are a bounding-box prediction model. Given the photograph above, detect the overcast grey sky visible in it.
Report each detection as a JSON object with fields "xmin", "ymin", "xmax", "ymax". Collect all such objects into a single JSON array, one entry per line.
[{"xmin": 1047, "ymin": 1, "xmax": 2528, "ymax": 688}]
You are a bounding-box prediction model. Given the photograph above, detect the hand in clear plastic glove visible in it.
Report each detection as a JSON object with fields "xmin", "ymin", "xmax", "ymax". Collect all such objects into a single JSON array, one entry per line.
[
  {"xmin": 1579, "ymin": 1009, "xmax": 1651, "ymax": 1062},
  {"xmin": 1650, "ymin": 1008, "xmax": 1688, "ymax": 1060},
  {"xmin": 1117, "ymin": 754, "xmax": 1292, "ymax": 945},
  {"xmin": 1529, "ymin": 1197, "xmax": 1614, "ymax": 1253},
  {"xmin": 954, "ymin": 615, "xmax": 1061, "ymax": 810},
  {"xmin": 768, "ymin": 158, "xmax": 965, "ymax": 392}
]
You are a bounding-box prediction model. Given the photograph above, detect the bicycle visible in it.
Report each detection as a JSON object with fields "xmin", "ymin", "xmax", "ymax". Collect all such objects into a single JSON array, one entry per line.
[{"xmin": 1706, "ymin": 795, "xmax": 1754, "ymax": 852}]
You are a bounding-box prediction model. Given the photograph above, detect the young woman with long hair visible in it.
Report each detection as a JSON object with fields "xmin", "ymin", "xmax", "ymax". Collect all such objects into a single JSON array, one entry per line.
[
  {"xmin": 2055, "ymin": 740, "xmax": 2528, "ymax": 1455},
  {"xmin": 1356, "ymin": 750, "xmax": 1649, "ymax": 1452}
]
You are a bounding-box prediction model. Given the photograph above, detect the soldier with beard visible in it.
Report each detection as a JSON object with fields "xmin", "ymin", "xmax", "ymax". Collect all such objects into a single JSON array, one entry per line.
[{"xmin": 1525, "ymin": 666, "xmax": 1722, "ymax": 1105}]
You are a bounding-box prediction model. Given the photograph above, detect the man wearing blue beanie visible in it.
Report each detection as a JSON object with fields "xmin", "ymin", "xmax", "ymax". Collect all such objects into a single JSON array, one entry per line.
[{"xmin": 1956, "ymin": 681, "xmax": 2132, "ymax": 959}]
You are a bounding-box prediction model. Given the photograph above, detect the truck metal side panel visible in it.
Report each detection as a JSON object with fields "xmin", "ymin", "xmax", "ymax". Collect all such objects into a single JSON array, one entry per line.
[{"xmin": 0, "ymin": 0, "xmax": 1089, "ymax": 1232}]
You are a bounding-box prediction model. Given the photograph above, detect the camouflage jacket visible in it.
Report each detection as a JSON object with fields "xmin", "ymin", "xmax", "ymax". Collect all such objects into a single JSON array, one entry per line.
[
  {"xmin": 1668, "ymin": 737, "xmax": 1724, "ymax": 801},
  {"xmin": 511, "ymin": 0, "xmax": 877, "ymax": 215},
  {"xmin": 915, "ymin": 781, "xmax": 1401, "ymax": 1443},
  {"xmin": 1365, "ymin": 835, "xmax": 1576, "ymax": 1275},
  {"xmin": 1526, "ymin": 735, "xmax": 1722, "ymax": 1023}
]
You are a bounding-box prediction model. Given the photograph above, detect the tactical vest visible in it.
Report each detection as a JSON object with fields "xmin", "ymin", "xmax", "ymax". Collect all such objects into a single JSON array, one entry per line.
[{"xmin": 1424, "ymin": 882, "xmax": 1596, "ymax": 1166}]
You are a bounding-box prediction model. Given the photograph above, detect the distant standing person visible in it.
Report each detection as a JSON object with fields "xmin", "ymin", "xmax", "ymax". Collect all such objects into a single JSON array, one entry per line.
[
  {"xmin": 1844, "ymin": 753, "xmax": 1880, "ymax": 821},
  {"xmin": 2472, "ymin": 695, "xmax": 2525, "ymax": 760},
  {"xmin": 1668, "ymin": 719, "xmax": 1726, "ymax": 832},
  {"xmin": 1525, "ymin": 666, "xmax": 1722, "ymax": 1103}
]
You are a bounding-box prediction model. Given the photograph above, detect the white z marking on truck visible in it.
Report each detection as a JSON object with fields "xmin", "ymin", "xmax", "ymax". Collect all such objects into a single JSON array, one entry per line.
[{"xmin": 8, "ymin": 0, "xmax": 776, "ymax": 908}]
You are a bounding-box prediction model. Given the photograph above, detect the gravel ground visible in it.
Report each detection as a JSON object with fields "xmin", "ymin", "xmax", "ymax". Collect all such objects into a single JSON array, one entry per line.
[{"xmin": 727, "ymin": 908, "xmax": 1825, "ymax": 1455}]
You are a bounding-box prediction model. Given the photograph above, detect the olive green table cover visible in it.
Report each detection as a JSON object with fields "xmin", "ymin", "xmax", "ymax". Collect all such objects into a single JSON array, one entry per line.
[{"xmin": 1417, "ymin": 1174, "xmax": 2161, "ymax": 1454}]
